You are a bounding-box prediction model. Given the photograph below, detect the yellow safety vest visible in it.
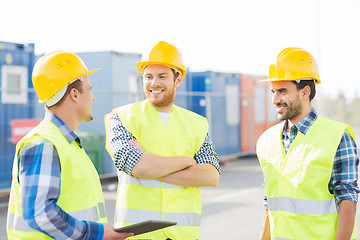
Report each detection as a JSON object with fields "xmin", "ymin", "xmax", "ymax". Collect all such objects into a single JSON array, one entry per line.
[
  {"xmin": 7, "ymin": 120, "xmax": 107, "ymax": 240},
  {"xmin": 105, "ymin": 100, "xmax": 208, "ymax": 239},
  {"xmin": 257, "ymin": 116, "xmax": 356, "ymax": 240}
]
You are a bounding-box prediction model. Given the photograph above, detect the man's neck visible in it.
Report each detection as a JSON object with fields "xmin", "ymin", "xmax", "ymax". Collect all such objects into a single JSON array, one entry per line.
[
  {"xmin": 48, "ymin": 107, "xmax": 79, "ymax": 132},
  {"xmin": 150, "ymin": 102, "xmax": 174, "ymax": 113},
  {"xmin": 286, "ymin": 106, "xmax": 312, "ymax": 132}
]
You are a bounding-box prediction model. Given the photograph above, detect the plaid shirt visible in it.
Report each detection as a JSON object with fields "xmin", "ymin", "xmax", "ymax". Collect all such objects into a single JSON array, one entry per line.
[
  {"xmin": 264, "ymin": 108, "xmax": 359, "ymax": 209},
  {"xmin": 18, "ymin": 111, "xmax": 103, "ymax": 240},
  {"xmin": 108, "ymin": 112, "xmax": 221, "ymax": 176}
]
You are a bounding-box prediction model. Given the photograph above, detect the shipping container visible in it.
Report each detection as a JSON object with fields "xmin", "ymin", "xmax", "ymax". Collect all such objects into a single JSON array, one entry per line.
[
  {"xmin": 191, "ymin": 71, "xmax": 241, "ymax": 157},
  {"xmin": 0, "ymin": 41, "xmax": 36, "ymax": 190},
  {"xmin": 239, "ymin": 74, "xmax": 279, "ymax": 154}
]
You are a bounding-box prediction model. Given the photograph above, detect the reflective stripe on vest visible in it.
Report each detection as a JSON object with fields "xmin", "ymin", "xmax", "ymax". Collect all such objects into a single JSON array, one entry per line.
[
  {"xmin": 70, "ymin": 202, "xmax": 107, "ymax": 220},
  {"xmin": 115, "ymin": 208, "xmax": 201, "ymax": 226},
  {"xmin": 120, "ymin": 175, "xmax": 186, "ymax": 189},
  {"xmin": 7, "ymin": 213, "xmax": 35, "ymax": 232},
  {"xmin": 97, "ymin": 202, "xmax": 107, "ymax": 219},
  {"xmin": 268, "ymin": 196, "xmax": 338, "ymax": 215},
  {"xmin": 7, "ymin": 203, "xmax": 105, "ymax": 232}
]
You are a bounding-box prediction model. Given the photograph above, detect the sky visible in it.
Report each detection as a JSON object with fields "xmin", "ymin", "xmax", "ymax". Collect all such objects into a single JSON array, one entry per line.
[{"xmin": 1, "ymin": 0, "xmax": 360, "ymax": 100}]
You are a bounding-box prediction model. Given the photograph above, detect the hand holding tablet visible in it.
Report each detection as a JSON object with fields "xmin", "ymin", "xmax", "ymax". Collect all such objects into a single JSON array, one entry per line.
[{"xmin": 114, "ymin": 220, "xmax": 177, "ymax": 236}]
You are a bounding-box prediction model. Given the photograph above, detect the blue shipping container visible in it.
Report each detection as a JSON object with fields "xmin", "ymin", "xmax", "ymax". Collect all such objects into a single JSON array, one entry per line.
[
  {"xmin": 0, "ymin": 41, "xmax": 36, "ymax": 190},
  {"xmin": 191, "ymin": 71, "xmax": 241, "ymax": 156}
]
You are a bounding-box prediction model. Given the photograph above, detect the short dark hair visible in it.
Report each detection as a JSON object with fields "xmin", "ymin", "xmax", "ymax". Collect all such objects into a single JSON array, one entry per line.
[
  {"xmin": 291, "ymin": 80, "xmax": 316, "ymax": 101},
  {"xmin": 48, "ymin": 79, "xmax": 83, "ymax": 109},
  {"xmin": 170, "ymin": 68, "xmax": 180, "ymax": 81}
]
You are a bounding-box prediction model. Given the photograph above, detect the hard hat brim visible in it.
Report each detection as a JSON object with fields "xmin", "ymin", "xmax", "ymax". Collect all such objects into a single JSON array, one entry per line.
[
  {"xmin": 257, "ymin": 78, "xmax": 321, "ymax": 84},
  {"xmin": 136, "ymin": 61, "xmax": 186, "ymax": 78},
  {"xmin": 257, "ymin": 78, "xmax": 279, "ymax": 83},
  {"xmin": 86, "ymin": 68, "xmax": 101, "ymax": 75}
]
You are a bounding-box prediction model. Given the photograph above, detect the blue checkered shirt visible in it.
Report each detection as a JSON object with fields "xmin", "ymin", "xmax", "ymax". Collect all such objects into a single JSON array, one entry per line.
[
  {"xmin": 264, "ymin": 108, "xmax": 359, "ymax": 209},
  {"xmin": 108, "ymin": 112, "xmax": 221, "ymax": 176},
  {"xmin": 18, "ymin": 111, "xmax": 103, "ymax": 239}
]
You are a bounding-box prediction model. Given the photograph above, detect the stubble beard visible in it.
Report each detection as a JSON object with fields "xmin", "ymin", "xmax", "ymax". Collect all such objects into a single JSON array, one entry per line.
[
  {"xmin": 277, "ymin": 96, "xmax": 302, "ymax": 121},
  {"xmin": 84, "ymin": 114, "xmax": 94, "ymax": 122},
  {"xmin": 146, "ymin": 86, "xmax": 176, "ymax": 109}
]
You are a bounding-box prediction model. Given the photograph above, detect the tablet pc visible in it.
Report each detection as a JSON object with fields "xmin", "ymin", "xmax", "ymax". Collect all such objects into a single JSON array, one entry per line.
[{"xmin": 114, "ymin": 220, "xmax": 177, "ymax": 235}]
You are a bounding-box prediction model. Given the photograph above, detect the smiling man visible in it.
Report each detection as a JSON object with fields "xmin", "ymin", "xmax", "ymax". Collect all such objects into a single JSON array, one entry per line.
[
  {"xmin": 256, "ymin": 48, "xmax": 359, "ymax": 240},
  {"xmin": 104, "ymin": 41, "xmax": 220, "ymax": 240}
]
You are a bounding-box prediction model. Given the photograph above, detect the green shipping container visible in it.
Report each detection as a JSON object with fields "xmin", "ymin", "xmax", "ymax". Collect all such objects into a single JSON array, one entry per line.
[{"xmin": 77, "ymin": 131, "xmax": 104, "ymax": 174}]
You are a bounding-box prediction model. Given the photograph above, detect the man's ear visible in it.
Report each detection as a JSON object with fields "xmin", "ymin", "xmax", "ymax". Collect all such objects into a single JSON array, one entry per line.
[
  {"xmin": 175, "ymin": 75, "xmax": 183, "ymax": 88},
  {"xmin": 68, "ymin": 88, "xmax": 79, "ymax": 103},
  {"xmin": 302, "ymin": 85, "xmax": 311, "ymax": 100}
]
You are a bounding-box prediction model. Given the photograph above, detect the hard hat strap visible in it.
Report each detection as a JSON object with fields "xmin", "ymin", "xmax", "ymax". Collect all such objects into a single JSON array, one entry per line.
[
  {"xmin": 46, "ymin": 77, "xmax": 83, "ymax": 107},
  {"xmin": 46, "ymin": 85, "xmax": 67, "ymax": 107}
]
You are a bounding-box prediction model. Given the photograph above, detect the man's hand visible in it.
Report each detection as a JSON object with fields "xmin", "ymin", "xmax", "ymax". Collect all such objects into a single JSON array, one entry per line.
[
  {"xmin": 260, "ymin": 210, "xmax": 270, "ymax": 240},
  {"xmin": 130, "ymin": 139, "xmax": 197, "ymax": 179},
  {"xmin": 335, "ymin": 200, "xmax": 356, "ymax": 240},
  {"xmin": 157, "ymin": 163, "xmax": 219, "ymax": 187},
  {"xmin": 102, "ymin": 223, "xmax": 133, "ymax": 240},
  {"xmin": 129, "ymin": 139, "xmax": 143, "ymax": 152}
]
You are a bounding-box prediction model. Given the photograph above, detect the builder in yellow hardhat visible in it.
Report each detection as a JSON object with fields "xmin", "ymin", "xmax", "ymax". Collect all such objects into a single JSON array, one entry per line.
[
  {"xmin": 256, "ymin": 47, "xmax": 359, "ymax": 240},
  {"xmin": 104, "ymin": 41, "xmax": 220, "ymax": 239},
  {"xmin": 7, "ymin": 51, "xmax": 133, "ymax": 240}
]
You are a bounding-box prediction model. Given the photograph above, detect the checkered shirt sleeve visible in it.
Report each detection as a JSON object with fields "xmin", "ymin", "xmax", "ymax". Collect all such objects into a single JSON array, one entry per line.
[
  {"xmin": 329, "ymin": 129, "xmax": 360, "ymax": 203},
  {"xmin": 195, "ymin": 133, "xmax": 221, "ymax": 173},
  {"xmin": 108, "ymin": 113, "xmax": 144, "ymax": 176}
]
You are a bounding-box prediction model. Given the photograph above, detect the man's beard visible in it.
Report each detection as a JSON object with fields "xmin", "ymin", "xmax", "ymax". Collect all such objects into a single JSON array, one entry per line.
[
  {"xmin": 146, "ymin": 86, "xmax": 176, "ymax": 108},
  {"xmin": 277, "ymin": 95, "xmax": 302, "ymax": 121}
]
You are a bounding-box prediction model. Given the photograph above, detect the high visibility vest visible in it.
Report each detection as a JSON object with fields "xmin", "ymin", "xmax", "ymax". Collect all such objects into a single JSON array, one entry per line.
[
  {"xmin": 105, "ymin": 100, "xmax": 208, "ymax": 239},
  {"xmin": 257, "ymin": 116, "xmax": 357, "ymax": 240},
  {"xmin": 7, "ymin": 120, "xmax": 107, "ymax": 240}
]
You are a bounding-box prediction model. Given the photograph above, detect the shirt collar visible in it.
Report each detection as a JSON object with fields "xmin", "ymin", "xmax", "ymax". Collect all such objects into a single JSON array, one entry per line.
[
  {"xmin": 283, "ymin": 108, "xmax": 318, "ymax": 135},
  {"xmin": 44, "ymin": 110, "xmax": 80, "ymax": 145}
]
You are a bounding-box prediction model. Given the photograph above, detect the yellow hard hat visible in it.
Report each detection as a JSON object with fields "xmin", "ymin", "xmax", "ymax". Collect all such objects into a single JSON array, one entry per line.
[
  {"xmin": 136, "ymin": 41, "xmax": 186, "ymax": 78},
  {"xmin": 32, "ymin": 50, "xmax": 100, "ymax": 103},
  {"xmin": 267, "ymin": 47, "xmax": 320, "ymax": 84}
]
